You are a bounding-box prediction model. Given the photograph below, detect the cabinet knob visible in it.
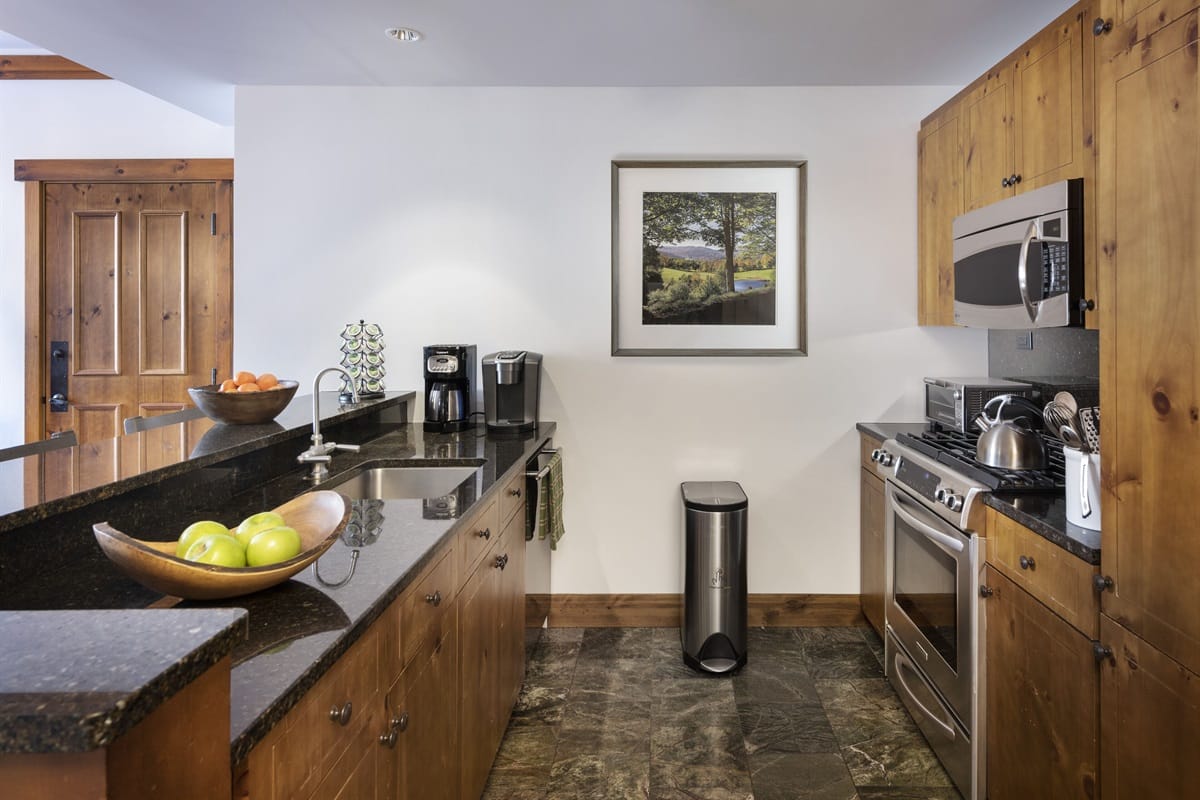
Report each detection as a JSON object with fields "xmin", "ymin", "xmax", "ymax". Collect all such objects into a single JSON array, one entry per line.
[
  {"xmin": 329, "ymin": 701, "xmax": 353, "ymax": 726},
  {"xmin": 379, "ymin": 728, "xmax": 398, "ymax": 748},
  {"xmin": 476, "ymin": 527, "xmax": 491, "ymax": 540},
  {"xmin": 1092, "ymin": 641, "xmax": 1114, "ymax": 664},
  {"xmin": 1010, "ymin": 173, "xmax": 1022, "ymax": 186},
  {"xmin": 425, "ymin": 590, "xmax": 442, "ymax": 607},
  {"xmin": 1018, "ymin": 555, "xmax": 1036, "ymax": 571},
  {"xmin": 1093, "ymin": 574, "xmax": 1114, "ymax": 594},
  {"xmin": 508, "ymin": 487, "xmax": 521, "ymax": 498},
  {"xmin": 395, "ymin": 711, "xmax": 409, "ymax": 732},
  {"xmin": 1093, "ymin": 17, "xmax": 1113, "ymax": 36},
  {"xmin": 979, "ymin": 585, "xmax": 994, "ymax": 598},
  {"xmin": 494, "ymin": 553, "xmax": 509, "ymax": 570},
  {"xmin": 1001, "ymin": 176, "xmax": 1011, "ymax": 188}
]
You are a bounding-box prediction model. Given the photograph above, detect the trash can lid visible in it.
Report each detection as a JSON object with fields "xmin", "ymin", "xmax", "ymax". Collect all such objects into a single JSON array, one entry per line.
[{"xmin": 680, "ymin": 481, "xmax": 748, "ymax": 512}]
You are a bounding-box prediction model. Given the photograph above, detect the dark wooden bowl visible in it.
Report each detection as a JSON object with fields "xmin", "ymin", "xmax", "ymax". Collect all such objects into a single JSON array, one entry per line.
[{"xmin": 187, "ymin": 380, "xmax": 299, "ymax": 425}]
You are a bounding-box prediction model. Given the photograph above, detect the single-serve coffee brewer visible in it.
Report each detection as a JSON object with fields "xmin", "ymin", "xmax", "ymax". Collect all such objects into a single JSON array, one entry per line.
[
  {"xmin": 482, "ymin": 351, "xmax": 542, "ymax": 435},
  {"xmin": 423, "ymin": 345, "xmax": 476, "ymax": 433}
]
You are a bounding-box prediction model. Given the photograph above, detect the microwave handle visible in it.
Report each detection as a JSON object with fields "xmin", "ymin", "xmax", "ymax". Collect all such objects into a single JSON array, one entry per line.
[{"xmin": 1016, "ymin": 220, "xmax": 1040, "ymax": 324}]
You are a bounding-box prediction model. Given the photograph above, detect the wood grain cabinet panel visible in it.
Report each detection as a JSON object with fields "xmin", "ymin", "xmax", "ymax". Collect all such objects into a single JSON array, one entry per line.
[
  {"xmin": 459, "ymin": 548, "xmax": 502, "ymax": 800},
  {"xmin": 859, "ymin": 467, "xmax": 885, "ymax": 638},
  {"xmin": 400, "ymin": 545, "xmax": 457, "ymax": 673},
  {"xmin": 963, "ymin": 67, "xmax": 1016, "ymax": 211},
  {"xmin": 1099, "ymin": 614, "xmax": 1200, "ymax": 799},
  {"xmin": 917, "ymin": 111, "xmax": 964, "ymax": 326},
  {"xmin": 458, "ymin": 497, "xmax": 498, "ymax": 588},
  {"xmin": 984, "ymin": 568, "xmax": 1099, "ymax": 800},
  {"xmin": 1095, "ymin": 1, "xmax": 1200, "ymax": 676},
  {"xmin": 986, "ymin": 508, "xmax": 1100, "ymax": 638},
  {"xmin": 497, "ymin": 469, "xmax": 526, "ymax": 528}
]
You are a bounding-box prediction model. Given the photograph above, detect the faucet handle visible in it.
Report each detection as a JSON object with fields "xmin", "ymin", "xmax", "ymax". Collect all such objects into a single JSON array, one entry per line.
[
  {"xmin": 298, "ymin": 452, "xmax": 332, "ymax": 465},
  {"xmin": 334, "ymin": 443, "xmax": 361, "ymax": 453}
]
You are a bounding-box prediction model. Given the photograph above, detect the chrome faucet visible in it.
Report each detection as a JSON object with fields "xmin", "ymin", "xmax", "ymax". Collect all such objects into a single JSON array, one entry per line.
[{"xmin": 297, "ymin": 367, "xmax": 361, "ymax": 483}]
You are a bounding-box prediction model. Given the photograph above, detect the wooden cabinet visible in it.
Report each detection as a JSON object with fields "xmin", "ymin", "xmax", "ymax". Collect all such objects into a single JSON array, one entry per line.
[
  {"xmin": 1098, "ymin": 615, "xmax": 1200, "ymax": 799},
  {"xmin": 1092, "ymin": 4, "xmax": 1200, "ymax": 795},
  {"xmin": 858, "ymin": 432, "xmax": 885, "ymax": 637},
  {"xmin": 1095, "ymin": 0, "xmax": 1200, "ymax": 678},
  {"xmin": 984, "ymin": 567, "xmax": 1099, "ymax": 800},
  {"xmin": 917, "ymin": 108, "xmax": 964, "ymax": 326},
  {"xmin": 378, "ymin": 603, "xmax": 459, "ymax": 800},
  {"xmin": 917, "ymin": 1, "xmax": 1099, "ymax": 328}
]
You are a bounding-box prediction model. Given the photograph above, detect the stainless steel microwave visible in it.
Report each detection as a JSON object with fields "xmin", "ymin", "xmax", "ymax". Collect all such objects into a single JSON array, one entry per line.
[{"xmin": 952, "ymin": 179, "xmax": 1084, "ymax": 329}]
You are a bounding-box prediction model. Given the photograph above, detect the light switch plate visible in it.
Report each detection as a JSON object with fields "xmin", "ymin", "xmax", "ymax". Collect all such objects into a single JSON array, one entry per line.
[{"xmin": 1016, "ymin": 331, "xmax": 1033, "ymax": 350}]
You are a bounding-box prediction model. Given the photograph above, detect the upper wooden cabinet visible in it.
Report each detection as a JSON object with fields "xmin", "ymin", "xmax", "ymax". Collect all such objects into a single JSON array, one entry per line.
[
  {"xmin": 917, "ymin": 1, "xmax": 1099, "ymax": 328},
  {"xmin": 1095, "ymin": 0, "xmax": 1200, "ymax": 677}
]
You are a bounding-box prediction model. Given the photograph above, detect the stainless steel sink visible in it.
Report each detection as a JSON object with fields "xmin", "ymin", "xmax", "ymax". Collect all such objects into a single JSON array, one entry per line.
[{"xmin": 327, "ymin": 465, "xmax": 480, "ymax": 499}]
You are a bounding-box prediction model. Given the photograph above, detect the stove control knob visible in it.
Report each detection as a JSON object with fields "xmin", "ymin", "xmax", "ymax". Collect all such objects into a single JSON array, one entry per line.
[
  {"xmin": 871, "ymin": 449, "xmax": 894, "ymax": 467},
  {"xmin": 934, "ymin": 487, "xmax": 948, "ymax": 503},
  {"xmin": 944, "ymin": 493, "xmax": 964, "ymax": 512}
]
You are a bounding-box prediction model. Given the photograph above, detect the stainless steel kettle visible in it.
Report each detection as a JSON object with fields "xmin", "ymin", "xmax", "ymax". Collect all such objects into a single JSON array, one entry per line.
[{"xmin": 975, "ymin": 395, "xmax": 1048, "ymax": 470}]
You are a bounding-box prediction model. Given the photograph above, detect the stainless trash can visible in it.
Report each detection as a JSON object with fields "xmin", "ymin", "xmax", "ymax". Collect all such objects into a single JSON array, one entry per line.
[{"xmin": 680, "ymin": 481, "xmax": 748, "ymax": 674}]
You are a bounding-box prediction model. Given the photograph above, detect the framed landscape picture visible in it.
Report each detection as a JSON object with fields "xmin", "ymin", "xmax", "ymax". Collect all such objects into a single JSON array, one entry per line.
[{"xmin": 611, "ymin": 160, "xmax": 807, "ymax": 356}]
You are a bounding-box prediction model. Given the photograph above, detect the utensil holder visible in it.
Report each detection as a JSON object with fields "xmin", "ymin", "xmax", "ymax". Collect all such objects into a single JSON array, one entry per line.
[{"xmin": 1064, "ymin": 446, "xmax": 1101, "ymax": 530}]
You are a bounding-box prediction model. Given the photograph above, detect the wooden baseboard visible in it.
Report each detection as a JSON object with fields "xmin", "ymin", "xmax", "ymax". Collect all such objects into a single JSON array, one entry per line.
[
  {"xmin": 546, "ymin": 593, "xmax": 865, "ymax": 628},
  {"xmin": 526, "ymin": 594, "xmax": 551, "ymax": 628}
]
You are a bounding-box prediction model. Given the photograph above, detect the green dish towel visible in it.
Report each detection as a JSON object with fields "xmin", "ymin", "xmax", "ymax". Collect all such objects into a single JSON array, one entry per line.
[{"xmin": 537, "ymin": 451, "xmax": 566, "ymax": 550}]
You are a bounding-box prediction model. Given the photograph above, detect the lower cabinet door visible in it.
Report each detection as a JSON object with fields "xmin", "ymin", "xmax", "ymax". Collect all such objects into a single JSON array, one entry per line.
[
  {"xmin": 1099, "ymin": 614, "xmax": 1200, "ymax": 800},
  {"xmin": 460, "ymin": 552, "xmax": 502, "ymax": 800},
  {"xmin": 496, "ymin": 514, "xmax": 527, "ymax": 724},
  {"xmin": 313, "ymin": 743, "xmax": 376, "ymax": 800},
  {"xmin": 985, "ymin": 567, "xmax": 1098, "ymax": 800},
  {"xmin": 859, "ymin": 467, "xmax": 885, "ymax": 636}
]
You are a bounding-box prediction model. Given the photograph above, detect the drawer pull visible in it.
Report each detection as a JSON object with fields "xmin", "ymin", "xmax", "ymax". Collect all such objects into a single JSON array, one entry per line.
[
  {"xmin": 379, "ymin": 728, "xmax": 398, "ymax": 748},
  {"xmin": 1092, "ymin": 641, "xmax": 1114, "ymax": 664},
  {"xmin": 979, "ymin": 585, "xmax": 994, "ymax": 598},
  {"xmin": 395, "ymin": 711, "xmax": 409, "ymax": 732},
  {"xmin": 329, "ymin": 701, "xmax": 353, "ymax": 726},
  {"xmin": 476, "ymin": 527, "xmax": 491, "ymax": 541},
  {"xmin": 508, "ymin": 487, "xmax": 521, "ymax": 498},
  {"xmin": 1018, "ymin": 555, "xmax": 1036, "ymax": 571},
  {"xmin": 1093, "ymin": 574, "xmax": 1114, "ymax": 594},
  {"xmin": 494, "ymin": 553, "xmax": 509, "ymax": 570},
  {"xmin": 425, "ymin": 590, "xmax": 442, "ymax": 607}
]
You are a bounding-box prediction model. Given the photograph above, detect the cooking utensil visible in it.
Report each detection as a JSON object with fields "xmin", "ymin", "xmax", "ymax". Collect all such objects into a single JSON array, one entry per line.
[
  {"xmin": 1079, "ymin": 407, "xmax": 1101, "ymax": 453},
  {"xmin": 1043, "ymin": 401, "xmax": 1076, "ymax": 443},
  {"xmin": 1054, "ymin": 391, "xmax": 1079, "ymax": 418}
]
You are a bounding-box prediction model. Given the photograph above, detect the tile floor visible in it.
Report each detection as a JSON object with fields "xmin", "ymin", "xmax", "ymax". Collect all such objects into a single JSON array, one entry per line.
[{"xmin": 482, "ymin": 626, "xmax": 958, "ymax": 800}]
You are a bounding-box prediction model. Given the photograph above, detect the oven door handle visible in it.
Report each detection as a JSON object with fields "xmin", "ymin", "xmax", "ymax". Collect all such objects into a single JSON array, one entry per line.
[
  {"xmin": 893, "ymin": 648, "xmax": 958, "ymax": 741},
  {"xmin": 890, "ymin": 493, "xmax": 965, "ymax": 554}
]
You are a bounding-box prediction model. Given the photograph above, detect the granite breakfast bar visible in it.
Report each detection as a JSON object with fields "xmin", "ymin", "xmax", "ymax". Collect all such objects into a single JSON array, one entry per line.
[{"xmin": 0, "ymin": 391, "xmax": 554, "ymax": 798}]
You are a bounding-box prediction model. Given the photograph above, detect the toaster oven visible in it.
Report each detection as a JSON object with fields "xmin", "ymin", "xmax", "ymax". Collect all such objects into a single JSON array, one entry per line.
[{"xmin": 924, "ymin": 377, "xmax": 1034, "ymax": 433}]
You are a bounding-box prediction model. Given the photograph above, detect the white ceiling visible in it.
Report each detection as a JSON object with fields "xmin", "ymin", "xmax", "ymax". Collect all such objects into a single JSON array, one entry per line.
[{"xmin": 0, "ymin": 0, "xmax": 1075, "ymax": 125}]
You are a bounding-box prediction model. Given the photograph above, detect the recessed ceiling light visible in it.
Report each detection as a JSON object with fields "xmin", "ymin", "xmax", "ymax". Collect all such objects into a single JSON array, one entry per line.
[{"xmin": 385, "ymin": 27, "xmax": 423, "ymax": 43}]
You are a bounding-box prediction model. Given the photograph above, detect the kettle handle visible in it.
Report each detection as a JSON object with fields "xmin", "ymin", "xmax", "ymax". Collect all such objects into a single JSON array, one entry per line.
[{"xmin": 982, "ymin": 394, "xmax": 1011, "ymax": 426}]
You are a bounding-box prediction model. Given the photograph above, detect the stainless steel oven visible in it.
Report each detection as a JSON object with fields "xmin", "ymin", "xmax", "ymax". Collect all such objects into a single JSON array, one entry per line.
[{"xmin": 873, "ymin": 439, "xmax": 987, "ymax": 800}]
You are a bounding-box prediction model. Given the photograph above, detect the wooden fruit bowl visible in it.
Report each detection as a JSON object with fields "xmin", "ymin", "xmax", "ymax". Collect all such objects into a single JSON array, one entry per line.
[
  {"xmin": 187, "ymin": 380, "xmax": 299, "ymax": 425},
  {"xmin": 93, "ymin": 491, "xmax": 351, "ymax": 600}
]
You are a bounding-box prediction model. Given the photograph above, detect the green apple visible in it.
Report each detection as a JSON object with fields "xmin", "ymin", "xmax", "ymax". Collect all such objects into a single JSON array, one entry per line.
[
  {"xmin": 245, "ymin": 526, "xmax": 303, "ymax": 567},
  {"xmin": 234, "ymin": 511, "xmax": 287, "ymax": 548},
  {"xmin": 176, "ymin": 520, "xmax": 230, "ymax": 558},
  {"xmin": 184, "ymin": 533, "xmax": 247, "ymax": 568}
]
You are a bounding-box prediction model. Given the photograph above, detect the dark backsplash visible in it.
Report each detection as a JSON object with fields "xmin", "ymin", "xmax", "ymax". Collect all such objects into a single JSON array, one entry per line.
[{"xmin": 988, "ymin": 328, "xmax": 1099, "ymax": 379}]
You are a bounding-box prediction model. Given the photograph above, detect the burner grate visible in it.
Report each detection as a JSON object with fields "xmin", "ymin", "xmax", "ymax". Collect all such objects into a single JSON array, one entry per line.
[{"xmin": 897, "ymin": 428, "xmax": 1065, "ymax": 492}]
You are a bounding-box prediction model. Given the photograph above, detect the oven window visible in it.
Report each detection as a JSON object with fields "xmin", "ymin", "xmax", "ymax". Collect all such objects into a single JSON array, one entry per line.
[{"xmin": 894, "ymin": 513, "xmax": 959, "ymax": 670}]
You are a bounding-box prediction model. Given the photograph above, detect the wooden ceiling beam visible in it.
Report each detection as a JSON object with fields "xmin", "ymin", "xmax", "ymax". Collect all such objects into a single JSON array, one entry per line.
[
  {"xmin": 0, "ymin": 55, "xmax": 108, "ymax": 80},
  {"xmin": 14, "ymin": 159, "xmax": 234, "ymax": 182}
]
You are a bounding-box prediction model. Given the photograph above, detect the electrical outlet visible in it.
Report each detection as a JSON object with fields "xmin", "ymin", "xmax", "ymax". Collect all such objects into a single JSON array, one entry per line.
[{"xmin": 1016, "ymin": 331, "xmax": 1034, "ymax": 350}]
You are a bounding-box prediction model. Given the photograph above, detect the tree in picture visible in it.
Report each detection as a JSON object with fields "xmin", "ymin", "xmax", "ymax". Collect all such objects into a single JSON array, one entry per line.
[{"xmin": 641, "ymin": 192, "xmax": 777, "ymax": 325}]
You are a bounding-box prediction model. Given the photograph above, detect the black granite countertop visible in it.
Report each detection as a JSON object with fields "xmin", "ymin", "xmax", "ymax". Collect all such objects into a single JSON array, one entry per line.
[
  {"xmin": 856, "ymin": 421, "xmax": 1100, "ymax": 565},
  {"xmin": 0, "ymin": 609, "xmax": 246, "ymax": 753},
  {"xmin": 0, "ymin": 403, "xmax": 555, "ymax": 763}
]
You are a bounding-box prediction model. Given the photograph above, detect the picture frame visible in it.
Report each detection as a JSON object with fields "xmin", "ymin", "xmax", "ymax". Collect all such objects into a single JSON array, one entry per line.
[{"xmin": 611, "ymin": 160, "xmax": 807, "ymax": 356}]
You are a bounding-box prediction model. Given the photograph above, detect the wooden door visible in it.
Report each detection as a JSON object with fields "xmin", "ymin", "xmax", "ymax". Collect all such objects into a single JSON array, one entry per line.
[
  {"xmin": 1012, "ymin": 8, "xmax": 1091, "ymax": 192},
  {"xmin": 1095, "ymin": 3, "xmax": 1200, "ymax": 675},
  {"xmin": 459, "ymin": 556, "xmax": 501, "ymax": 800},
  {"xmin": 962, "ymin": 66, "xmax": 1016, "ymax": 211},
  {"xmin": 916, "ymin": 111, "xmax": 963, "ymax": 326},
  {"xmin": 20, "ymin": 160, "xmax": 232, "ymax": 500},
  {"xmin": 859, "ymin": 466, "xmax": 885, "ymax": 636},
  {"xmin": 496, "ymin": 517, "xmax": 527, "ymax": 723},
  {"xmin": 1099, "ymin": 614, "xmax": 1200, "ymax": 799},
  {"xmin": 984, "ymin": 567, "xmax": 1099, "ymax": 800}
]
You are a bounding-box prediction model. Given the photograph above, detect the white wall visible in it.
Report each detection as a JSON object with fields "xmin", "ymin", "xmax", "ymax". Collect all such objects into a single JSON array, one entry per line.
[
  {"xmin": 235, "ymin": 86, "xmax": 986, "ymax": 594},
  {"xmin": 0, "ymin": 80, "xmax": 234, "ymax": 450}
]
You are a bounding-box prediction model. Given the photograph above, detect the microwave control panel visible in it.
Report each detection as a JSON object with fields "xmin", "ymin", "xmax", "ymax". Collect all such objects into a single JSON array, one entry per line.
[{"xmin": 1040, "ymin": 241, "xmax": 1070, "ymax": 298}]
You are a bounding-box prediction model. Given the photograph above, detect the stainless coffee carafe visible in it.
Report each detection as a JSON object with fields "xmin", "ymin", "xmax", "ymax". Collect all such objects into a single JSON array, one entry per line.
[{"xmin": 423, "ymin": 345, "xmax": 476, "ymax": 433}]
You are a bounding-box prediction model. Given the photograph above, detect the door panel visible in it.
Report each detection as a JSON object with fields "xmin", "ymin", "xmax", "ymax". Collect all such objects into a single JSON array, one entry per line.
[
  {"xmin": 963, "ymin": 68, "xmax": 1015, "ymax": 211},
  {"xmin": 139, "ymin": 210, "xmax": 188, "ymax": 375},
  {"xmin": 72, "ymin": 211, "xmax": 121, "ymax": 375},
  {"xmin": 917, "ymin": 113, "xmax": 963, "ymax": 326}
]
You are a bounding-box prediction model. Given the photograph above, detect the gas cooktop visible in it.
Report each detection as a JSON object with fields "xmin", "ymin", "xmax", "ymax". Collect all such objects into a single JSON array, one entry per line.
[{"xmin": 896, "ymin": 426, "xmax": 1065, "ymax": 492}]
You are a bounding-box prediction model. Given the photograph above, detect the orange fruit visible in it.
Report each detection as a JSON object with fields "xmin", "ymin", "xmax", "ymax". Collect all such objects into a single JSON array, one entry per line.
[
  {"xmin": 235, "ymin": 371, "xmax": 256, "ymax": 386},
  {"xmin": 256, "ymin": 373, "xmax": 279, "ymax": 390},
  {"xmin": 236, "ymin": 382, "xmax": 262, "ymax": 392},
  {"xmin": 219, "ymin": 379, "xmax": 237, "ymax": 393}
]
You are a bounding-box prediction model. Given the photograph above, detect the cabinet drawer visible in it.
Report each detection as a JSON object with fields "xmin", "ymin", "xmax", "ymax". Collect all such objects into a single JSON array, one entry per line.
[
  {"xmin": 860, "ymin": 432, "xmax": 883, "ymax": 471},
  {"xmin": 402, "ymin": 545, "xmax": 457, "ymax": 670},
  {"xmin": 271, "ymin": 626, "xmax": 379, "ymax": 800},
  {"xmin": 377, "ymin": 593, "xmax": 404, "ymax": 690},
  {"xmin": 498, "ymin": 468, "xmax": 527, "ymax": 527},
  {"xmin": 987, "ymin": 509, "xmax": 1099, "ymax": 638},
  {"xmin": 458, "ymin": 496, "xmax": 498, "ymax": 581}
]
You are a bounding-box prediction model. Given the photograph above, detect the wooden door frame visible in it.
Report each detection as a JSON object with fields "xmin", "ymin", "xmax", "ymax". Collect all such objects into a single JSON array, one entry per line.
[{"xmin": 16, "ymin": 158, "xmax": 234, "ymax": 444}]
